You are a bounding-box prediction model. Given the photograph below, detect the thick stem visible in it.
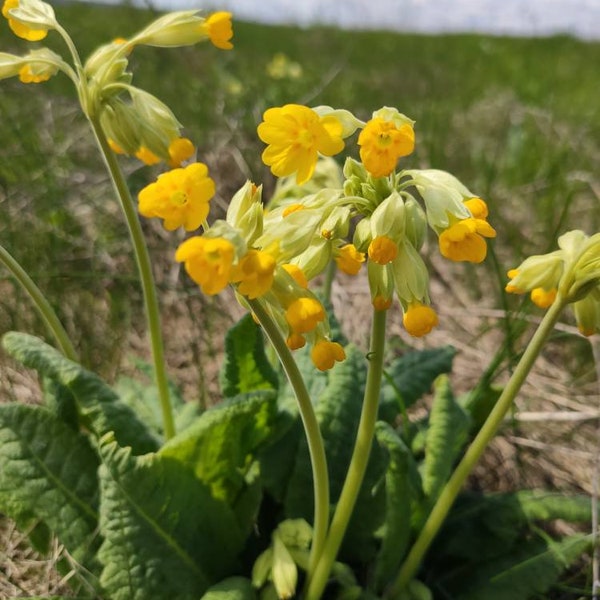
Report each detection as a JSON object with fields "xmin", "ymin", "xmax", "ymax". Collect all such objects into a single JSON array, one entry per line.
[
  {"xmin": 388, "ymin": 295, "xmax": 567, "ymax": 595},
  {"xmin": 89, "ymin": 118, "xmax": 176, "ymax": 441},
  {"xmin": 306, "ymin": 308, "xmax": 387, "ymax": 600},
  {"xmin": 0, "ymin": 244, "xmax": 78, "ymax": 361},
  {"xmin": 247, "ymin": 299, "xmax": 330, "ymax": 579}
]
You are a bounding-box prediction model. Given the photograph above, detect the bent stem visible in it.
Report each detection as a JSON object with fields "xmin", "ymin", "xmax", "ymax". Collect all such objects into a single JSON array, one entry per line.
[
  {"xmin": 306, "ymin": 308, "xmax": 387, "ymax": 600},
  {"xmin": 248, "ymin": 299, "xmax": 330, "ymax": 580},
  {"xmin": 0, "ymin": 244, "xmax": 78, "ymax": 361},
  {"xmin": 388, "ymin": 294, "xmax": 567, "ymax": 595},
  {"xmin": 89, "ymin": 117, "xmax": 176, "ymax": 441}
]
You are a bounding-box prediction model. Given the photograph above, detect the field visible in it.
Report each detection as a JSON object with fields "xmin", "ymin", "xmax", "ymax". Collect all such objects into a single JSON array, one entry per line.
[{"xmin": 0, "ymin": 2, "xmax": 599, "ymax": 596}]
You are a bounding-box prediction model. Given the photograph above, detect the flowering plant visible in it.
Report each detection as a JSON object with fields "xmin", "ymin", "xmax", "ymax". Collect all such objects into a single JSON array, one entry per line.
[{"xmin": 0, "ymin": 2, "xmax": 597, "ymax": 599}]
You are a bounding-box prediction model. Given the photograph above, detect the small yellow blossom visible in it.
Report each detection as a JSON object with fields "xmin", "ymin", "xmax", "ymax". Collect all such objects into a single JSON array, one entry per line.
[
  {"xmin": 335, "ymin": 244, "xmax": 365, "ymax": 275},
  {"xmin": 358, "ymin": 117, "xmax": 415, "ymax": 178},
  {"xmin": 135, "ymin": 146, "xmax": 161, "ymax": 166},
  {"xmin": 286, "ymin": 333, "xmax": 306, "ymax": 350},
  {"xmin": 403, "ymin": 303, "xmax": 439, "ymax": 337},
  {"xmin": 168, "ymin": 137, "xmax": 195, "ymax": 168},
  {"xmin": 464, "ymin": 197, "xmax": 489, "ymax": 220},
  {"xmin": 2, "ymin": 0, "xmax": 47, "ymax": 41},
  {"xmin": 530, "ymin": 287, "xmax": 557, "ymax": 309},
  {"xmin": 373, "ymin": 295, "xmax": 393, "ymax": 311},
  {"xmin": 368, "ymin": 236, "xmax": 398, "ymax": 265},
  {"xmin": 311, "ymin": 340, "xmax": 346, "ymax": 371},
  {"xmin": 138, "ymin": 162, "xmax": 215, "ymax": 231},
  {"xmin": 258, "ymin": 104, "xmax": 344, "ymax": 184},
  {"xmin": 229, "ymin": 249, "xmax": 276, "ymax": 299},
  {"xmin": 285, "ymin": 297, "xmax": 325, "ymax": 334},
  {"xmin": 203, "ymin": 11, "xmax": 233, "ymax": 50},
  {"xmin": 282, "ymin": 264, "xmax": 308, "ymax": 288},
  {"xmin": 18, "ymin": 62, "xmax": 52, "ymax": 83},
  {"xmin": 175, "ymin": 236, "xmax": 234, "ymax": 295},
  {"xmin": 438, "ymin": 217, "xmax": 496, "ymax": 263}
]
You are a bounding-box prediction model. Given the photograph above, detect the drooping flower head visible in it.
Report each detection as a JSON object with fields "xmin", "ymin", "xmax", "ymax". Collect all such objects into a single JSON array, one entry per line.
[
  {"xmin": 402, "ymin": 302, "xmax": 439, "ymax": 337},
  {"xmin": 138, "ymin": 162, "xmax": 215, "ymax": 231},
  {"xmin": 311, "ymin": 339, "xmax": 346, "ymax": 371},
  {"xmin": 438, "ymin": 215, "xmax": 496, "ymax": 263},
  {"xmin": 358, "ymin": 107, "xmax": 415, "ymax": 178},
  {"xmin": 203, "ymin": 11, "xmax": 233, "ymax": 50},
  {"xmin": 258, "ymin": 104, "xmax": 345, "ymax": 184},
  {"xmin": 2, "ymin": 0, "xmax": 53, "ymax": 41},
  {"xmin": 229, "ymin": 249, "xmax": 276, "ymax": 299}
]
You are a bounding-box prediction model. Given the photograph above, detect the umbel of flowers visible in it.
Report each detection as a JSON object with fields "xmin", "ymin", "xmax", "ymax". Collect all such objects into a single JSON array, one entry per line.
[{"xmin": 139, "ymin": 103, "xmax": 496, "ymax": 370}]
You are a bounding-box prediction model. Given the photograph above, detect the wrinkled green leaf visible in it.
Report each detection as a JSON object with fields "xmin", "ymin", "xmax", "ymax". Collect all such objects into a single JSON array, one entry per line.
[
  {"xmin": 98, "ymin": 436, "xmax": 245, "ymax": 600},
  {"xmin": 421, "ymin": 375, "xmax": 471, "ymax": 502},
  {"xmin": 220, "ymin": 314, "xmax": 279, "ymax": 398},
  {"xmin": 379, "ymin": 346, "xmax": 456, "ymax": 423},
  {"xmin": 201, "ymin": 577, "xmax": 257, "ymax": 600},
  {"xmin": 0, "ymin": 403, "xmax": 100, "ymax": 575},
  {"xmin": 3, "ymin": 332, "xmax": 160, "ymax": 453},
  {"xmin": 459, "ymin": 381, "xmax": 502, "ymax": 432}
]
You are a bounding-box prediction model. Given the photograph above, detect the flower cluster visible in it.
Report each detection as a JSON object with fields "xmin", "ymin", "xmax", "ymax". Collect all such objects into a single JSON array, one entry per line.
[
  {"xmin": 1, "ymin": 0, "xmax": 232, "ymax": 166},
  {"xmin": 506, "ymin": 230, "xmax": 600, "ymax": 336},
  {"xmin": 134, "ymin": 101, "xmax": 496, "ymax": 370}
]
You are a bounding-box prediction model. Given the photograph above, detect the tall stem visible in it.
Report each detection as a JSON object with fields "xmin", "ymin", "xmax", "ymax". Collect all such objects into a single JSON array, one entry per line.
[
  {"xmin": 0, "ymin": 244, "xmax": 78, "ymax": 362},
  {"xmin": 306, "ymin": 308, "xmax": 387, "ymax": 600},
  {"xmin": 248, "ymin": 299, "xmax": 330, "ymax": 579},
  {"xmin": 89, "ymin": 118, "xmax": 175, "ymax": 441},
  {"xmin": 388, "ymin": 295, "xmax": 566, "ymax": 595}
]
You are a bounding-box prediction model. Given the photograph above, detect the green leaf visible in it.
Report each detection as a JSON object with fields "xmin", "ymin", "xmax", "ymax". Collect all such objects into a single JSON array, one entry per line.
[
  {"xmin": 0, "ymin": 403, "xmax": 101, "ymax": 575},
  {"xmin": 97, "ymin": 436, "xmax": 245, "ymax": 600},
  {"xmin": 459, "ymin": 381, "xmax": 502, "ymax": 432},
  {"xmin": 374, "ymin": 422, "xmax": 421, "ymax": 589},
  {"xmin": 159, "ymin": 391, "xmax": 278, "ymax": 532},
  {"xmin": 454, "ymin": 534, "xmax": 592, "ymax": 600},
  {"xmin": 220, "ymin": 314, "xmax": 279, "ymax": 398},
  {"xmin": 3, "ymin": 332, "xmax": 160, "ymax": 454},
  {"xmin": 201, "ymin": 577, "xmax": 257, "ymax": 600},
  {"xmin": 379, "ymin": 346, "xmax": 456, "ymax": 423},
  {"xmin": 421, "ymin": 375, "xmax": 471, "ymax": 502}
]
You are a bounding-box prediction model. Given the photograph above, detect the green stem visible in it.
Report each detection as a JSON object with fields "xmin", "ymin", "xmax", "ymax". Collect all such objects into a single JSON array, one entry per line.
[
  {"xmin": 89, "ymin": 117, "xmax": 176, "ymax": 441},
  {"xmin": 388, "ymin": 295, "xmax": 567, "ymax": 595},
  {"xmin": 247, "ymin": 299, "xmax": 330, "ymax": 579},
  {"xmin": 0, "ymin": 244, "xmax": 78, "ymax": 361},
  {"xmin": 321, "ymin": 260, "xmax": 336, "ymax": 305},
  {"xmin": 306, "ymin": 308, "xmax": 387, "ymax": 600}
]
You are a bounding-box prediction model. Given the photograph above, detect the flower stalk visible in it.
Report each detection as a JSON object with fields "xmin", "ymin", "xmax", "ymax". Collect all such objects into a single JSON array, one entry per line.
[
  {"xmin": 388, "ymin": 293, "xmax": 568, "ymax": 595},
  {"xmin": 89, "ymin": 117, "xmax": 176, "ymax": 441},
  {"xmin": 306, "ymin": 308, "xmax": 387, "ymax": 600}
]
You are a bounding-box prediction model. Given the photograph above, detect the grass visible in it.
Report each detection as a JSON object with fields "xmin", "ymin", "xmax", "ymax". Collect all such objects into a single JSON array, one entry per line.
[{"xmin": 0, "ymin": 3, "xmax": 599, "ymax": 596}]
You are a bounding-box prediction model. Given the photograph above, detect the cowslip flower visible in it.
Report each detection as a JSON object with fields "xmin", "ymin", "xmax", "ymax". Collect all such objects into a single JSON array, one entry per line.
[
  {"xmin": 438, "ymin": 216, "xmax": 496, "ymax": 263},
  {"xmin": 311, "ymin": 340, "xmax": 346, "ymax": 371},
  {"xmin": 229, "ymin": 249, "xmax": 276, "ymax": 299},
  {"xmin": 257, "ymin": 104, "xmax": 344, "ymax": 184},
  {"xmin": 358, "ymin": 116, "xmax": 415, "ymax": 178},
  {"xmin": 368, "ymin": 235, "xmax": 398, "ymax": 265},
  {"xmin": 403, "ymin": 302, "xmax": 439, "ymax": 337},
  {"xmin": 2, "ymin": 0, "xmax": 50, "ymax": 41},
  {"xmin": 285, "ymin": 297, "xmax": 325, "ymax": 334},
  {"xmin": 168, "ymin": 137, "xmax": 195, "ymax": 167},
  {"xmin": 530, "ymin": 287, "xmax": 557, "ymax": 309},
  {"xmin": 335, "ymin": 244, "xmax": 365, "ymax": 275},
  {"xmin": 138, "ymin": 162, "xmax": 215, "ymax": 231},
  {"xmin": 175, "ymin": 236, "xmax": 234, "ymax": 295},
  {"xmin": 202, "ymin": 11, "xmax": 233, "ymax": 50}
]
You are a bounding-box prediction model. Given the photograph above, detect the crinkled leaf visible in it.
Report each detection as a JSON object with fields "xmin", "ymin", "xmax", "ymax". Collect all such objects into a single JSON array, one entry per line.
[
  {"xmin": 201, "ymin": 577, "xmax": 257, "ymax": 600},
  {"xmin": 98, "ymin": 436, "xmax": 245, "ymax": 600},
  {"xmin": 220, "ymin": 314, "xmax": 279, "ymax": 398},
  {"xmin": 2, "ymin": 332, "xmax": 159, "ymax": 453},
  {"xmin": 159, "ymin": 391, "xmax": 277, "ymax": 530},
  {"xmin": 0, "ymin": 403, "xmax": 100, "ymax": 574},
  {"xmin": 379, "ymin": 346, "xmax": 456, "ymax": 423},
  {"xmin": 421, "ymin": 375, "xmax": 471, "ymax": 502},
  {"xmin": 374, "ymin": 422, "xmax": 421, "ymax": 589},
  {"xmin": 459, "ymin": 381, "xmax": 502, "ymax": 432}
]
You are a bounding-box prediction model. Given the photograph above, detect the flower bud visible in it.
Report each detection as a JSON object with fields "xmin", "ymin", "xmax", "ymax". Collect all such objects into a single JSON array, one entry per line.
[
  {"xmin": 2, "ymin": 0, "xmax": 55, "ymax": 41},
  {"xmin": 130, "ymin": 10, "xmax": 209, "ymax": 47},
  {"xmin": 312, "ymin": 106, "xmax": 364, "ymax": 138},
  {"xmin": 227, "ymin": 181, "xmax": 264, "ymax": 244}
]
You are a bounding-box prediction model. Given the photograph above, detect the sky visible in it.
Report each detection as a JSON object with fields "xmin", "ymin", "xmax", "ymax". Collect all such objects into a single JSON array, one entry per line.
[{"xmin": 114, "ymin": 0, "xmax": 600, "ymax": 40}]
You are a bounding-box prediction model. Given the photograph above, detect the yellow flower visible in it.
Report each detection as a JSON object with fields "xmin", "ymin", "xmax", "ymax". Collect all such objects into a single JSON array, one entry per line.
[
  {"xmin": 285, "ymin": 297, "xmax": 325, "ymax": 334},
  {"xmin": 530, "ymin": 287, "xmax": 557, "ymax": 309},
  {"xmin": 138, "ymin": 162, "xmax": 215, "ymax": 231},
  {"xmin": 135, "ymin": 146, "xmax": 161, "ymax": 166},
  {"xmin": 403, "ymin": 303, "xmax": 439, "ymax": 337},
  {"xmin": 311, "ymin": 340, "xmax": 346, "ymax": 371},
  {"xmin": 18, "ymin": 62, "xmax": 53, "ymax": 83},
  {"xmin": 229, "ymin": 249, "xmax": 276, "ymax": 299},
  {"xmin": 257, "ymin": 104, "xmax": 344, "ymax": 184},
  {"xmin": 203, "ymin": 11, "xmax": 233, "ymax": 50},
  {"xmin": 373, "ymin": 295, "xmax": 393, "ymax": 311},
  {"xmin": 175, "ymin": 236, "xmax": 234, "ymax": 295},
  {"xmin": 335, "ymin": 244, "xmax": 365, "ymax": 275},
  {"xmin": 2, "ymin": 0, "xmax": 47, "ymax": 41},
  {"xmin": 368, "ymin": 236, "xmax": 398, "ymax": 265},
  {"xmin": 358, "ymin": 117, "xmax": 415, "ymax": 178},
  {"xmin": 286, "ymin": 333, "xmax": 306, "ymax": 350},
  {"xmin": 282, "ymin": 264, "xmax": 308, "ymax": 288},
  {"xmin": 168, "ymin": 137, "xmax": 195, "ymax": 168},
  {"xmin": 438, "ymin": 217, "xmax": 496, "ymax": 263}
]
